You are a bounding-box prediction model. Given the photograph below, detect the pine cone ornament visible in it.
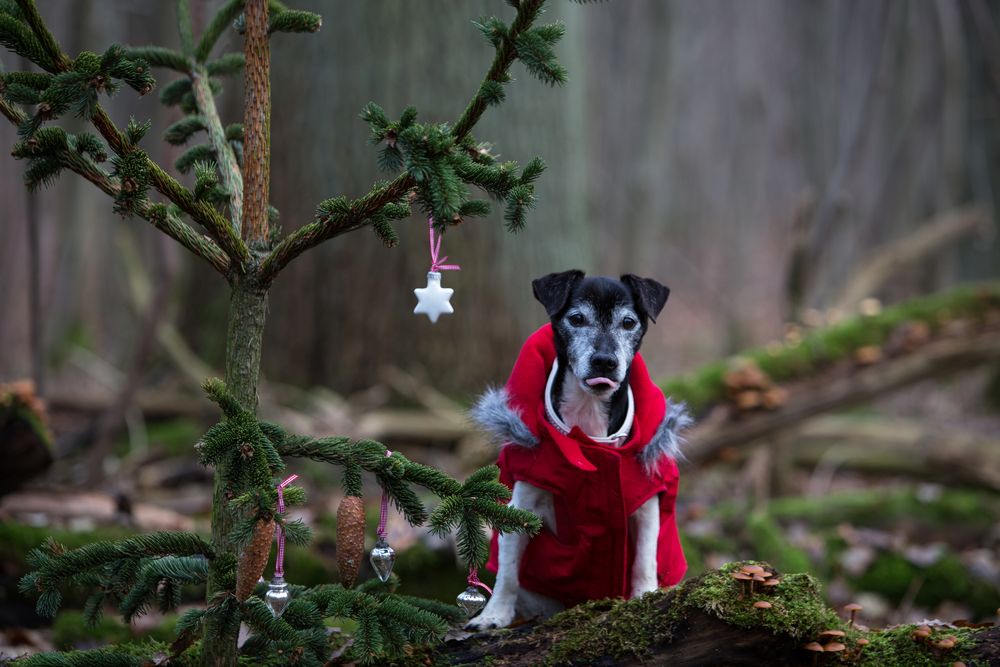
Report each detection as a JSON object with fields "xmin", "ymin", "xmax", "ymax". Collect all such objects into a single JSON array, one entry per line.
[
  {"xmin": 235, "ymin": 517, "xmax": 275, "ymax": 601},
  {"xmin": 337, "ymin": 495, "xmax": 365, "ymax": 588}
]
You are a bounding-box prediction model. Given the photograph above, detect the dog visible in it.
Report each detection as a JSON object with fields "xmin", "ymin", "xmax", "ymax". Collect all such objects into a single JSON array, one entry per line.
[{"xmin": 466, "ymin": 270, "xmax": 691, "ymax": 630}]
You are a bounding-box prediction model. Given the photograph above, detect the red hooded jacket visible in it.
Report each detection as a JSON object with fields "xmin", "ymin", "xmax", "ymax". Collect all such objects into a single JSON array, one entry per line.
[{"xmin": 485, "ymin": 324, "xmax": 686, "ymax": 606}]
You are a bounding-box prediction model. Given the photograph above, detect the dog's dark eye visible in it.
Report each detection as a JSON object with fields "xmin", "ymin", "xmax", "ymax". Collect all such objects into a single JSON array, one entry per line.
[
  {"xmin": 622, "ymin": 317, "xmax": 637, "ymax": 330},
  {"xmin": 568, "ymin": 313, "xmax": 586, "ymax": 327}
]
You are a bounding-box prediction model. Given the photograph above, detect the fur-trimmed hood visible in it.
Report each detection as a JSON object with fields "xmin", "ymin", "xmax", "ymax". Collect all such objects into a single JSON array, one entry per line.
[{"xmin": 470, "ymin": 325, "xmax": 691, "ymax": 476}]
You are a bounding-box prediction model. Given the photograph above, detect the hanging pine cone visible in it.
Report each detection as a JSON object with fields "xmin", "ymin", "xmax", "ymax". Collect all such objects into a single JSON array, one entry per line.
[
  {"xmin": 337, "ymin": 495, "xmax": 365, "ymax": 588},
  {"xmin": 235, "ymin": 516, "xmax": 275, "ymax": 601}
]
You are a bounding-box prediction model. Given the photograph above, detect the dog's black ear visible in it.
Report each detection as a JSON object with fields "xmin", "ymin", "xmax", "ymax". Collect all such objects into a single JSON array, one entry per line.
[
  {"xmin": 621, "ymin": 274, "xmax": 670, "ymax": 323},
  {"xmin": 532, "ymin": 270, "xmax": 584, "ymax": 317}
]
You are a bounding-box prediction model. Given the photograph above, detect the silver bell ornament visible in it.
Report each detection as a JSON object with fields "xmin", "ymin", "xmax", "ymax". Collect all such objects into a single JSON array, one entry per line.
[
  {"xmin": 369, "ymin": 539, "xmax": 396, "ymax": 583},
  {"xmin": 265, "ymin": 575, "xmax": 291, "ymax": 618},
  {"xmin": 456, "ymin": 585, "xmax": 488, "ymax": 617}
]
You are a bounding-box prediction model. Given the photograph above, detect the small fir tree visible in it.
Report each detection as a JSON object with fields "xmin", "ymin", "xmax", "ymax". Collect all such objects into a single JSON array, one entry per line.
[{"xmin": 0, "ymin": 0, "xmax": 593, "ymax": 664}]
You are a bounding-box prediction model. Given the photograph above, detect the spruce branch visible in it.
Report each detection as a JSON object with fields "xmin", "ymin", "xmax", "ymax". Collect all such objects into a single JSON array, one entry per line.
[
  {"xmin": 0, "ymin": 3, "xmax": 249, "ymax": 272},
  {"xmin": 192, "ymin": 68, "xmax": 244, "ymax": 232},
  {"xmin": 6, "ymin": 124, "xmax": 231, "ymax": 273},
  {"xmin": 125, "ymin": 45, "xmax": 191, "ymax": 73},
  {"xmin": 12, "ymin": 0, "xmax": 69, "ymax": 71},
  {"xmin": 176, "ymin": 0, "xmax": 194, "ymax": 56},
  {"xmin": 196, "ymin": 0, "xmax": 245, "ymax": 63},
  {"xmin": 259, "ymin": 0, "xmax": 557, "ymax": 285}
]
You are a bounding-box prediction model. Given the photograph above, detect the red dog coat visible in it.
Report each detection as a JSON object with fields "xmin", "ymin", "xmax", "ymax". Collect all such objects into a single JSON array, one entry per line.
[{"xmin": 485, "ymin": 324, "xmax": 686, "ymax": 606}]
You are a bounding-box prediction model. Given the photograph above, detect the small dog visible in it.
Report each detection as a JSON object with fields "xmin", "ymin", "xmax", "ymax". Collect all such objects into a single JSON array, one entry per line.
[{"xmin": 467, "ymin": 270, "xmax": 691, "ymax": 630}]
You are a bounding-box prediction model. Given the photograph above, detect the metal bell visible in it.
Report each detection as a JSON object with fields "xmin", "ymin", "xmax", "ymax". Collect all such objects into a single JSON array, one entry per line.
[
  {"xmin": 369, "ymin": 539, "xmax": 396, "ymax": 583},
  {"xmin": 456, "ymin": 585, "xmax": 487, "ymax": 617},
  {"xmin": 265, "ymin": 575, "xmax": 291, "ymax": 618}
]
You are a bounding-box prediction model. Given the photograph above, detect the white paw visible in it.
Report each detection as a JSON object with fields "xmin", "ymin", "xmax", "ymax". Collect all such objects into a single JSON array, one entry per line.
[
  {"xmin": 464, "ymin": 602, "xmax": 516, "ymax": 631},
  {"xmin": 631, "ymin": 578, "xmax": 659, "ymax": 598}
]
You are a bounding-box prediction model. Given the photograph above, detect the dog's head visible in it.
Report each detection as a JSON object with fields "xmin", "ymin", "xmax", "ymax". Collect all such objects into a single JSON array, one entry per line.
[{"xmin": 532, "ymin": 270, "xmax": 670, "ymax": 397}]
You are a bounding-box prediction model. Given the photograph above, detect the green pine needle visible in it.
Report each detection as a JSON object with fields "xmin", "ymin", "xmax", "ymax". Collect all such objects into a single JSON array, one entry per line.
[
  {"xmin": 269, "ymin": 9, "xmax": 322, "ymax": 34},
  {"xmin": 206, "ymin": 52, "xmax": 245, "ymax": 76},
  {"xmin": 125, "ymin": 45, "xmax": 190, "ymax": 73},
  {"xmin": 163, "ymin": 115, "xmax": 206, "ymax": 145}
]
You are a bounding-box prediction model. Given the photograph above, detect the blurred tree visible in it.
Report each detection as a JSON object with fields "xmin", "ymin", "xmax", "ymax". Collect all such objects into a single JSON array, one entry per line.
[{"xmin": 0, "ymin": 0, "xmax": 588, "ymax": 663}]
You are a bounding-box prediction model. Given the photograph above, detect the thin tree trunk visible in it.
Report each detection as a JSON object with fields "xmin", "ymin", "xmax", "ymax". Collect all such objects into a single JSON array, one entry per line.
[{"xmin": 204, "ymin": 0, "xmax": 271, "ymax": 663}]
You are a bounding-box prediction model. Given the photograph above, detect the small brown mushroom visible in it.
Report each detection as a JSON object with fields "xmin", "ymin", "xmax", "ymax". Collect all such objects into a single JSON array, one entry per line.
[
  {"xmin": 844, "ymin": 602, "xmax": 863, "ymax": 627},
  {"xmin": 819, "ymin": 630, "xmax": 846, "ymax": 638},
  {"xmin": 742, "ymin": 565, "xmax": 765, "ymax": 575},
  {"xmin": 854, "ymin": 345, "xmax": 882, "ymax": 366},
  {"xmin": 824, "ymin": 642, "xmax": 846, "ymax": 653},
  {"xmin": 912, "ymin": 626, "xmax": 932, "ymax": 640},
  {"xmin": 856, "ymin": 639, "xmax": 870, "ymax": 646},
  {"xmin": 762, "ymin": 578, "xmax": 780, "ymax": 588},
  {"xmin": 802, "ymin": 642, "xmax": 824, "ymax": 652},
  {"xmin": 753, "ymin": 601, "xmax": 772, "ymax": 610},
  {"xmin": 936, "ymin": 638, "xmax": 956, "ymax": 650}
]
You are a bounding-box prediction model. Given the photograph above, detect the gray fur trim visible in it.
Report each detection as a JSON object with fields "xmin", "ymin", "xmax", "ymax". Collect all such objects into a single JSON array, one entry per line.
[
  {"xmin": 469, "ymin": 386, "xmax": 539, "ymax": 448},
  {"xmin": 639, "ymin": 400, "xmax": 693, "ymax": 475}
]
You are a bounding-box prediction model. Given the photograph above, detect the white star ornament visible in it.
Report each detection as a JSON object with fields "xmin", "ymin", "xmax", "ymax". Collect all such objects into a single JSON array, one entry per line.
[{"xmin": 413, "ymin": 271, "xmax": 454, "ymax": 323}]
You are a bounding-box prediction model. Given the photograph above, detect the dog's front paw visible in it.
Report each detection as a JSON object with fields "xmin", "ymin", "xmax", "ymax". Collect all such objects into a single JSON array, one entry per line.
[
  {"xmin": 464, "ymin": 602, "xmax": 516, "ymax": 631},
  {"xmin": 630, "ymin": 577, "xmax": 659, "ymax": 598}
]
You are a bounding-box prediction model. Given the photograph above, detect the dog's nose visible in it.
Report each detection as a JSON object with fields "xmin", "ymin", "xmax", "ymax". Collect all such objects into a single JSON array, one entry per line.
[{"xmin": 591, "ymin": 354, "xmax": 618, "ymax": 373}]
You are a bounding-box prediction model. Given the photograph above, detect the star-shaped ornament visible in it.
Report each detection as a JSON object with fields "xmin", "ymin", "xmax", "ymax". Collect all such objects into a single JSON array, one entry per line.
[{"xmin": 414, "ymin": 271, "xmax": 454, "ymax": 323}]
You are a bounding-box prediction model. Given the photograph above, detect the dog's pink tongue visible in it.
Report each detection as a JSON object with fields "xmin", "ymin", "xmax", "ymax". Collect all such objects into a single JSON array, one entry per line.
[{"xmin": 586, "ymin": 377, "xmax": 617, "ymax": 389}]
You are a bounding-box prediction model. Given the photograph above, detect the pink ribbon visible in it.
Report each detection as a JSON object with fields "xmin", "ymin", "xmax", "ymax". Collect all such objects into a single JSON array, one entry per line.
[
  {"xmin": 467, "ymin": 566, "xmax": 493, "ymax": 595},
  {"xmin": 377, "ymin": 450, "xmax": 392, "ymax": 541},
  {"xmin": 274, "ymin": 473, "xmax": 299, "ymax": 578},
  {"xmin": 428, "ymin": 217, "xmax": 461, "ymax": 273}
]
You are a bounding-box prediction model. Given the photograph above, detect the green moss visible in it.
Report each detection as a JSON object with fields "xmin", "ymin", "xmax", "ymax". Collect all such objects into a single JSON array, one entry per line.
[
  {"xmin": 659, "ymin": 283, "xmax": 1000, "ymax": 412},
  {"xmin": 52, "ymin": 610, "xmax": 133, "ymax": 649},
  {"xmin": 679, "ymin": 561, "xmax": 840, "ymax": 641},
  {"xmin": 538, "ymin": 561, "xmax": 840, "ymax": 665},
  {"xmin": 858, "ymin": 625, "xmax": 978, "ymax": 667},
  {"xmin": 542, "ymin": 590, "xmax": 676, "ymax": 665}
]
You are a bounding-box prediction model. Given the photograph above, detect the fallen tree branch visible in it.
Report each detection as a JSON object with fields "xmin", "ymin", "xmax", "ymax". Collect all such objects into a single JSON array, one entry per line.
[
  {"xmin": 685, "ymin": 328, "xmax": 1000, "ymax": 465},
  {"xmin": 789, "ymin": 415, "xmax": 1000, "ymax": 492},
  {"xmin": 832, "ymin": 206, "xmax": 992, "ymax": 313}
]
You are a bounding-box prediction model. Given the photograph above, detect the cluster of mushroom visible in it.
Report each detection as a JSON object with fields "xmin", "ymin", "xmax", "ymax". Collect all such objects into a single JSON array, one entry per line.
[
  {"xmin": 723, "ymin": 362, "xmax": 788, "ymax": 413},
  {"xmin": 801, "ymin": 604, "xmax": 867, "ymax": 660},
  {"xmin": 729, "ymin": 563, "xmax": 780, "ymax": 599},
  {"xmin": 855, "ymin": 319, "xmax": 934, "ymax": 366},
  {"xmin": 912, "ymin": 625, "xmax": 960, "ymax": 653}
]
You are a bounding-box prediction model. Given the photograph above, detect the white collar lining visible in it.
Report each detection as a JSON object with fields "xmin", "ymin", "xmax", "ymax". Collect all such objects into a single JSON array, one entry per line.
[{"xmin": 544, "ymin": 358, "xmax": 634, "ymax": 444}]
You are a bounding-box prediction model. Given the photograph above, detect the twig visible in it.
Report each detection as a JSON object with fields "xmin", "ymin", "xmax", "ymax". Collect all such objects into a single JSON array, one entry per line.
[
  {"xmin": 831, "ymin": 206, "xmax": 992, "ymax": 312},
  {"xmin": 191, "ymin": 68, "xmax": 243, "ymax": 234}
]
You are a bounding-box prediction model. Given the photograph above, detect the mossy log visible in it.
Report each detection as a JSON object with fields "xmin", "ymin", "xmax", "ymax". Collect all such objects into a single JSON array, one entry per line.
[
  {"xmin": 0, "ymin": 380, "xmax": 52, "ymax": 495},
  {"xmin": 433, "ymin": 563, "xmax": 999, "ymax": 666},
  {"xmin": 658, "ymin": 284, "xmax": 1000, "ymax": 465}
]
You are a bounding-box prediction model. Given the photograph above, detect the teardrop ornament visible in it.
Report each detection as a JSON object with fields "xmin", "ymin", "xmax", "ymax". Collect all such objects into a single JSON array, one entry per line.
[
  {"xmin": 456, "ymin": 585, "xmax": 487, "ymax": 617},
  {"xmin": 369, "ymin": 539, "xmax": 396, "ymax": 583},
  {"xmin": 265, "ymin": 575, "xmax": 291, "ymax": 618}
]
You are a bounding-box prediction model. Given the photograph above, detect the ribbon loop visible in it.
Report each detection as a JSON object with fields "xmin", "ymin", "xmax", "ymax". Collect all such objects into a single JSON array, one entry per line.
[
  {"xmin": 377, "ymin": 450, "xmax": 392, "ymax": 542},
  {"xmin": 274, "ymin": 474, "xmax": 299, "ymax": 578},
  {"xmin": 467, "ymin": 566, "xmax": 493, "ymax": 595},
  {"xmin": 428, "ymin": 217, "xmax": 461, "ymax": 273}
]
